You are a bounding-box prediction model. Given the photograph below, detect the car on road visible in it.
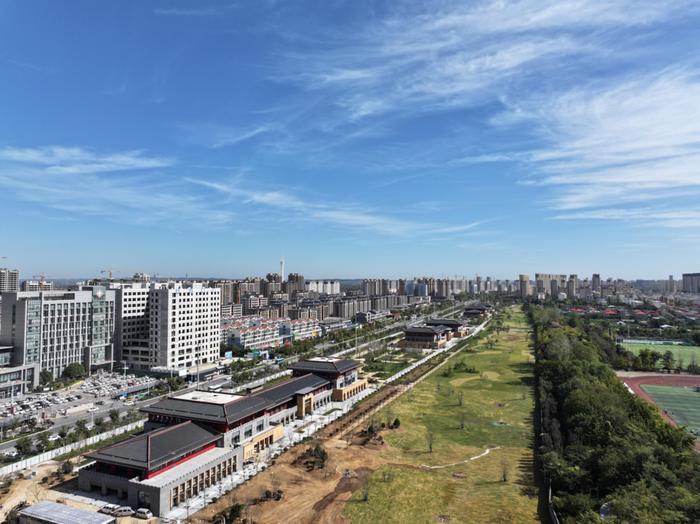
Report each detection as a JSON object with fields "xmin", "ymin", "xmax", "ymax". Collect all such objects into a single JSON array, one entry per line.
[
  {"xmin": 48, "ymin": 434, "xmax": 61, "ymax": 442},
  {"xmin": 2, "ymin": 449, "xmax": 18, "ymax": 458},
  {"xmin": 134, "ymin": 508, "xmax": 153, "ymax": 519},
  {"xmin": 88, "ymin": 407, "xmax": 99, "ymax": 413},
  {"xmin": 124, "ymin": 400, "xmax": 135, "ymax": 406}
]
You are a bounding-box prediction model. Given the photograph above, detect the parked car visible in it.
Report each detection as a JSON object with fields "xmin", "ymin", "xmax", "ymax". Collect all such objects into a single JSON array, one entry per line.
[
  {"xmin": 134, "ymin": 508, "xmax": 153, "ymax": 519},
  {"xmin": 112, "ymin": 506, "xmax": 135, "ymax": 517},
  {"xmin": 98, "ymin": 503, "xmax": 119, "ymax": 515}
]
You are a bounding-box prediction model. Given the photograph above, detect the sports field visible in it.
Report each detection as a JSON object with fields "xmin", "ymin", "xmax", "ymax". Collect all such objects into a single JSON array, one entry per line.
[
  {"xmin": 343, "ymin": 306, "xmax": 540, "ymax": 524},
  {"xmin": 622, "ymin": 342, "xmax": 700, "ymax": 366},
  {"xmin": 641, "ymin": 384, "xmax": 700, "ymax": 440}
]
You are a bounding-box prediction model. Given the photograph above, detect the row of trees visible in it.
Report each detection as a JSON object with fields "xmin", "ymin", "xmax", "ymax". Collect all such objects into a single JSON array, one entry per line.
[
  {"xmin": 11, "ymin": 408, "xmax": 141, "ymax": 458},
  {"xmin": 530, "ymin": 305, "xmax": 700, "ymax": 523}
]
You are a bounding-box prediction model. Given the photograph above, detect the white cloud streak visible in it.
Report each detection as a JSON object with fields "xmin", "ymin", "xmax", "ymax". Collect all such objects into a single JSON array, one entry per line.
[
  {"xmin": 186, "ymin": 177, "xmax": 487, "ymax": 238},
  {"xmin": 511, "ymin": 69, "xmax": 700, "ymax": 226},
  {"xmin": 0, "ymin": 146, "xmax": 232, "ymax": 227}
]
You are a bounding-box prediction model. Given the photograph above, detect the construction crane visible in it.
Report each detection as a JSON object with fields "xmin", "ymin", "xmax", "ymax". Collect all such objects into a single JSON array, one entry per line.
[{"xmin": 32, "ymin": 273, "xmax": 49, "ymax": 283}]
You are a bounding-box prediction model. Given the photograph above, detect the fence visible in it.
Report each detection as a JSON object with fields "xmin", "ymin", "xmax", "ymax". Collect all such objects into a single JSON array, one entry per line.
[{"xmin": 0, "ymin": 420, "xmax": 144, "ymax": 477}]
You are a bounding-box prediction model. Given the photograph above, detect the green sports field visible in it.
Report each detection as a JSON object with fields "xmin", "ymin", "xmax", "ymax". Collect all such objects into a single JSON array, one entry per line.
[
  {"xmin": 641, "ymin": 384, "xmax": 700, "ymax": 439},
  {"xmin": 622, "ymin": 343, "xmax": 700, "ymax": 367}
]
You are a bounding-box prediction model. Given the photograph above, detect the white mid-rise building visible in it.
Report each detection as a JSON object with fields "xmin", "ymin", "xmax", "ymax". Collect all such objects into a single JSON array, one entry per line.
[{"xmin": 281, "ymin": 319, "xmax": 321, "ymax": 341}]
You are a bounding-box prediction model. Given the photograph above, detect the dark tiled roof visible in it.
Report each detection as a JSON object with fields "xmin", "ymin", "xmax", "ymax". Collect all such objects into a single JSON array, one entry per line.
[
  {"xmin": 143, "ymin": 373, "xmax": 330, "ymax": 426},
  {"xmin": 425, "ymin": 318, "xmax": 464, "ymax": 328},
  {"xmin": 85, "ymin": 421, "xmax": 220, "ymax": 470},
  {"xmin": 406, "ymin": 325, "xmax": 450, "ymax": 335},
  {"xmin": 289, "ymin": 359, "xmax": 358, "ymax": 374}
]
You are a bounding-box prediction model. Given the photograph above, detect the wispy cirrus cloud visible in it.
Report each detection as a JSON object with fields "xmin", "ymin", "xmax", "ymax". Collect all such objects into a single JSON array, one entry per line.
[
  {"xmin": 177, "ymin": 123, "xmax": 273, "ymax": 149},
  {"xmin": 507, "ymin": 69, "xmax": 700, "ymax": 226},
  {"xmin": 0, "ymin": 146, "xmax": 232, "ymax": 227},
  {"xmin": 280, "ymin": 0, "xmax": 694, "ymax": 120},
  {"xmin": 153, "ymin": 5, "xmax": 237, "ymax": 17},
  {"xmin": 186, "ymin": 177, "xmax": 488, "ymax": 238},
  {"xmin": 0, "ymin": 146, "xmax": 174, "ymax": 175}
]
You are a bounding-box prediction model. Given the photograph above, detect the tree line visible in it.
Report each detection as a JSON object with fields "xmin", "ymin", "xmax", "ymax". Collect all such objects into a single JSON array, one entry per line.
[{"xmin": 530, "ymin": 305, "xmax": 700, "ymax": 523}]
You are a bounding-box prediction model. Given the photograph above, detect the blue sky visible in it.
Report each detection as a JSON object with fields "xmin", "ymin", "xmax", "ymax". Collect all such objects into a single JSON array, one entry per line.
[{"xmin": 1, "ymin": 1, "xmax": 700, "ymax": 280}]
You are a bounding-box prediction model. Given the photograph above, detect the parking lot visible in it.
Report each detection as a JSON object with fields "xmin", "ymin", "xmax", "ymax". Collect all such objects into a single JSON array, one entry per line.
[{"xmin": 0, "ymin": 371, "xmax": 160, "ymax": 458}]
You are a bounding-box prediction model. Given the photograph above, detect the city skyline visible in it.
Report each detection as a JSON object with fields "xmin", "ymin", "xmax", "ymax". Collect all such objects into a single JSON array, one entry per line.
[{"xmin": 2, "ymin": 1, "xmax": 700, "ymax": 278}]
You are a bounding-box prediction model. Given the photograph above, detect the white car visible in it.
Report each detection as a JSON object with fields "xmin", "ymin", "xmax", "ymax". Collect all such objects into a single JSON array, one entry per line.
[
  {"xmin": 134, "ymin": 508, "xmax": 153, "ymax": 519},
  {"xmin": 3, "ymin": 449, "xmax": 18, "ymax": 458},
  {"xmin": 48, "ymin": 434, "xmax": 61, "ymax": 442},
  {"xmin": 88, "ymin": 407, "xmax": 99, "ymax": 413},
  {"xmin": 99, "ymin": 503, "xmax": 119, "ymax": 515}
]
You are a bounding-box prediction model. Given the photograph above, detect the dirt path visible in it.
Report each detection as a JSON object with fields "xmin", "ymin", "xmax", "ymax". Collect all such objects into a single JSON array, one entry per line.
[{"xmin": 419, "ymin": 446, "xmax": 500, "ymax": 470}]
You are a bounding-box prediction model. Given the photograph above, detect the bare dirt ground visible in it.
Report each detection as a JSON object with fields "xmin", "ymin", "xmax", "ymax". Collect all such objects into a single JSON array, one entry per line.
[
  {"xmin": 192, "ymin": 435, "xmax": 388, "ymax": 524},
  {"xmin": 0, "ymin": 460, "xmax": 97, "ymax": 521}
]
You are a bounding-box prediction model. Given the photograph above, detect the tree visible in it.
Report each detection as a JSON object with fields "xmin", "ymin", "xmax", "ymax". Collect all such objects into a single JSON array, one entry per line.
[
  {"xmin": 60, "ymin": 460, "xmax": 73, "ymax": 475},
  {"xmin": 36, "ymin": 432, "xmax": 50, "ymax": 452},
  {"xmin": 426, "ymin": 432, "xmax": 435, "ymax": 453},
  {"xmin": 501, "ymin": 459, "xmax": 509, "ymax": 482},
  {"xmin": 75, "ymin": 419, "xmax": 88, "ymax": 437},
  {"xmin": 393, "ymin": 417, "xmax": 400, "ymax": 428},
  {"xmin": 362, "ymin": 480, "xmax": 370, "ymax": 502},
  {"xmin": 62, "ymin": 363, "xmax": 85, "ymax": 380},
  {"xmin": 662, "ymin": 351, "xmax": 675, "ymax": 373},
  {"xmin": 109, "ymin": 409, "xmax": 120, "ymax": 425},
  {"xmin": 39, "ymin": 370, "xmax": 53, "ymax": 386},
  {"xmin": 15, "ymin": 435, "xmax": 32, "ymax": 455}
]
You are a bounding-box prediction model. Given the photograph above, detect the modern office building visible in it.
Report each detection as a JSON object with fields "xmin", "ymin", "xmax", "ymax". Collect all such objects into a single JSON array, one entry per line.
[
  {"xmin": 0, "ymin": 287, "xmax": 115, "ymax": 379},
  {"xmin": 682, "ymin": 273, "xmax": 700, "ymax": 293},
  {"xmin": 0, "ymin": 268, "xmax": 20, "ymax": 293},
  {"xmin": 79, "ymin": 358, "xmax": 365, "ymax": 517},
  {"xmin": 592, "ymin": 273, "xmax": 601, "ymax": 293},
  {"xmin": 0, "ymin": 344, "xmax": 39, "ymax": 399}
]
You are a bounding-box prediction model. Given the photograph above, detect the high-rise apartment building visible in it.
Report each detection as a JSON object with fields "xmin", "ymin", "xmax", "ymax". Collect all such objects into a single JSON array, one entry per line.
[
  {"xmin": 682, "ymin": 273, "xmax": 700, "ymax": 293},
  {"xmin": 519, "ymin": 274, "xmax": 530, "ymax": 299},
  {"xmin": 285, "ymin": 273, "xmax": 306, "ymax": 295},
  {"xmin": 0, "ymin": 268, "xmax": 20, "ymax": 293},
  {"xmin": 305, "ymin": 280, "xmax": 340, "ymax": 295},
  {"xmin": 592, "ymin": 273, "xmax": 601, "ymax": 293},
  {"xmin": 0, "ymin": 287, "xmax": 115, "ymax": 379},
  {"xmin": 149, "ymin": 282, "xmax": 220, "ymax": 370}
]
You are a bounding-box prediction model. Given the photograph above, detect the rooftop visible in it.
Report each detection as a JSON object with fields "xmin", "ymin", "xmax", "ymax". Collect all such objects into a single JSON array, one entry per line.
[
  {"xmin": 143, "ymin": 373, "xmax": 330, "ymax": 425},
  {"xmin": 176, "ymin": 391, "xmax": 243, "ymax": 405},
  {"xmin": 289, "ymin": 358, "xmax": 358, "ymax": 374},
  {"xmin": 139, "ymin": 447, "xmax": 234, "ymax": 488},
  {"xmin": 85, "ymin": 421, "xmax": 221, "ymax": 471},
  {"xmin": 18, "ymin": 501, "xmax": 115, "ymax": 524}
]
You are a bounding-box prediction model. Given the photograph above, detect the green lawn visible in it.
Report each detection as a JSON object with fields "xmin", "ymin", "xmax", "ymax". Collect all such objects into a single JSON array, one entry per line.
[
  {"xmin": 622, "ymin": 343, "xmax": 700, "ymax": 367},
  {"xmin": 343, "ymin": 306, "xmax": 540, "ymax": 524},
  {"xmin": 641, "ymin": 384, "xmax": 700, "ymax": 439}
]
